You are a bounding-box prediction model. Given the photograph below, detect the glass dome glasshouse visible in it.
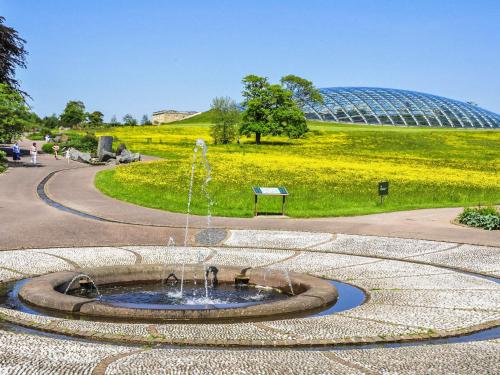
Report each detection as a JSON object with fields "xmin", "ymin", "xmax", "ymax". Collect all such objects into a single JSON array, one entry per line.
[{"xmin": 303, "ymin": 87, "xmax": 500, "ymax": 128}]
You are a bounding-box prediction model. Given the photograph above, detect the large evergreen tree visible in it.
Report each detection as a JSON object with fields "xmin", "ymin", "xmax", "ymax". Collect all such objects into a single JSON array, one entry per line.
[{"xmin": 0, "ymin": 16, "xmax": 27, "ymax": 94}]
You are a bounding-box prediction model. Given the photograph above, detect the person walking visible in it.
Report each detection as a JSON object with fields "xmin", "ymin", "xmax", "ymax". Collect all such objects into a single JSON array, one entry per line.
[
  {"xmin": 52, "ymin": 143, "xmax": 60, "ymax": 160},
  {"xmin": 12, "ymin": 142, "xmax": 21, "ymax": 163},
  {"xmin": 30, "ymin": 142, "xmax": 38, "ymax": 165}
]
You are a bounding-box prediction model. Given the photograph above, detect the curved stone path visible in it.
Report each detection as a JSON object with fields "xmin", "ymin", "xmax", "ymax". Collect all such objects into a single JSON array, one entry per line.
[{"xmin": 0, "ymin": 149, "xmax": 499, "ymax": 373}]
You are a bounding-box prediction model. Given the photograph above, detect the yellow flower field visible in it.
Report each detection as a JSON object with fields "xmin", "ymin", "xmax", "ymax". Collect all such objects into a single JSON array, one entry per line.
[{"xmin": 95, "ymin": 121, "xmax": 500, "ymax": 217}]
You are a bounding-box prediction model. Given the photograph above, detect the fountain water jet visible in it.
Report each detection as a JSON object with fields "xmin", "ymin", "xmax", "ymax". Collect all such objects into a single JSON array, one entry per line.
[
  {"xmin": 178, "ymin": 139, "xmax": 213, "ymax": 298},
  {"xmin": 63, "ymin": 274, "xmax": 101, "ymax": 298}
]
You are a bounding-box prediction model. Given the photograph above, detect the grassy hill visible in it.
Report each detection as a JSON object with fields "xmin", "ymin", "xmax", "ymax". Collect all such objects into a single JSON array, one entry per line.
[
  {"xmin": 95, "ymin": 114, "xmax": 500, "ymax": 217},
  {"xmin": 169, "ymin": 110, "xmax": 216, "ymax": 125}
]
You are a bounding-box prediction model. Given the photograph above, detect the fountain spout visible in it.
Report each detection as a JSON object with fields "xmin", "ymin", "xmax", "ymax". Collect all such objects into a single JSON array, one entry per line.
[
  {"xmin": 205, "ymin": 266, "xmax": 219, "ymax": 286},
  {"xmin": 235, "ymin": 267, "xmax": 251, "ymax": 286},
  {"xmin": 164, "ymin": 273, "xmax": 179, "ymax": 285}
]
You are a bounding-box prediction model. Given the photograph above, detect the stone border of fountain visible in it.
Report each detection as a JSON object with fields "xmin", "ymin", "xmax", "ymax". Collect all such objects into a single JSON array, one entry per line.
[{"xmin": 18, "ymin": 264, "xmax": 338, "ymax": 322}]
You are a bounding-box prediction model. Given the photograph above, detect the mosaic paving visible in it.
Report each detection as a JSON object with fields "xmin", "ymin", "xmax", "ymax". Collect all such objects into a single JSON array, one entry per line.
[{"xmin": 0, "ymin": 230, "xmax": 498, "ymax": 374}]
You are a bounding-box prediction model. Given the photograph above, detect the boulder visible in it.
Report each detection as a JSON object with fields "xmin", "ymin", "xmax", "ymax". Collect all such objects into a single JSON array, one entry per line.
[
  {"xmin": 116, "ymin": 143, "xmax": 127, "ymax": 155},
  {"xmin": 67, "ymin": 148, "xmax": 92, "ymax": 163},
  {"xmin": 99, "ymin": 150, "xmax": 116, "ymax": 162},
  {"xmin": 116, "ymin": 149, "xmax": 141, "ymax": 164}
]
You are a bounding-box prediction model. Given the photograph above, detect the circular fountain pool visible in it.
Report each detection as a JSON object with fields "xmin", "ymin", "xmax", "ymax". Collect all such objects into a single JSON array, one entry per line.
[
  {"xmin": 17, "ymin": 264, "xmax": 339, "ymax": 322},
  {"xmin": 70, "ymin": 282, "xmax": 288, "ymax": 309}
]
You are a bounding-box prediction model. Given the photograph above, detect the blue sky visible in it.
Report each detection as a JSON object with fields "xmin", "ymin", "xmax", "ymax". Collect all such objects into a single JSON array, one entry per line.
[{"xmin": 2, "ymin": 0, "xmax": 499, "ymax": 120}]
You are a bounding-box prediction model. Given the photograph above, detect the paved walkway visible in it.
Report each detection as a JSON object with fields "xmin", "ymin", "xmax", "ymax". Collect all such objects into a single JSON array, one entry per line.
[
  {"xmin": 0, "ymin": 144, "xmax": 184, "ymax": 250},
  {"xmin": 1, "ymin": 147, "xmax": 493, "ymax": 249}
]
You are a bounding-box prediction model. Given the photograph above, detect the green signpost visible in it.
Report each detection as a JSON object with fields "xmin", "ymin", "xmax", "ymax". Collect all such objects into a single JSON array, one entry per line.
[
  {"xmin": 378, "ymin": 181, "xmax": 389, "ymax": 204},
  {"xmin": 252, "ymin": 187, "xmax": 289, "ymax": 216}
]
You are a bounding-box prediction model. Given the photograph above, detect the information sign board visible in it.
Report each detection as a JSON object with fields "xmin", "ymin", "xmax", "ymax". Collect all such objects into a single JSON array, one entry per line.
[
  {"xmin": 378, "ymin": 181, "xmax": 389, "ymax": 196},
  {"xmin": 252, "ymin": 187, "xmax": 289, "ymax": 216}
]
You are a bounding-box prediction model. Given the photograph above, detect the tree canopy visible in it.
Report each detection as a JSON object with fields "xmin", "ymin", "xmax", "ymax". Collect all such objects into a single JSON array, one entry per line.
[
  {"xmin": 0, "ymin": 83, "xmax": 30, "ymax": 143},
  {"xmin": 60, "ymin": 100, "xmax": 86, "ymax": 128},
  {"xmin": 141, "ymin": 114, "xmax": 152, "ymax": 125},
  {"xmin": 42, "ymin": 114, "xmax": 60, "ymax": 129},
  {"xmin": 87, "ymin": 111, "xmax": 104, "ymax": 127},
  {"xmin": 240, "ymin": 75, "xmax": 308, "ymax": 144},
  {"xmin": 109, "ymin": 115, "xmax": 120, "ymax": 127},
  {"xmin": 123, "ymin": 114, "xmax": 137, "ymax": 126},
  {"xmin": 210, "ymin": 97, "xmax": 240, "ymax": 144},
  {"xmin": 0, "ymin": 16, "xmax": 27, "ymax": 94},
  {"xmin": 280, "ymin": 74, "xmax": 324, "ymax": 108}
]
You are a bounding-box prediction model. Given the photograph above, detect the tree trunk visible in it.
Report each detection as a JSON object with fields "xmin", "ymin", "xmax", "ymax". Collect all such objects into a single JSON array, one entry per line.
[{"xmin": 255, "ymin": 132, "xmax": 261, "ymax": 144}]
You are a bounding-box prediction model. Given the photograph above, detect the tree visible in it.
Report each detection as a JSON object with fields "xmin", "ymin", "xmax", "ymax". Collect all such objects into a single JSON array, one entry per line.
[
  {"xmin": 240, "ymin": 75, "xmax": 308, "ymax": 144},
  {"xmin": 0, "ymin": 17, "xmax": 27, "ymax": 94},
  {"xmin": 280, "ymin": 74, "xmax": 324, "ymax": 109},
  {"xmin": 109, "ymin": 115, "xmax": 120, "ymax": 127},
  {"xmin": 122, "ymin": 114, "xmax": 137, "ymax": 126},
  {"xmin": 0, "ymin": 83, "xmax": 30, "ymax": 143},
  {"xmin": 210, "ymin": 97, "xmax": 240, "ymax": 144},
  {"xmin": 42, "ymin": 114, "xmax": 60, "ymax": 129},
  {"xmin": 26, "ymin": 111, "xmax": 42, "ymax": 129},
  {"xmin": 267, "ymin": 84, "xmax": 308, "ymax": 139},
  {"xmin": 87, "ymin": 111, "xmax": 104, "ymax": 127},
  {"xmin": 140, "ymin": 114, "xmax": 152, "ymax": 125},
  {"xmin": 240, "ymin": 75, "xmax": 272, "ymax": 144},
  {"xmin": 60, "ymin": 100, "xmax": 86, "ymax": 128}
]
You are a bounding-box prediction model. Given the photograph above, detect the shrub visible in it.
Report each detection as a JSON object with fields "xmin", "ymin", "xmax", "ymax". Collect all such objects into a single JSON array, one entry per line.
[
  {"xmin": 42, "ymin": 143, "xmax": 55, "ymax": 153},
  {"xmin": 0, "ymin": 150, "xmax": 6, "ymax": 161},
  {"xmin": 63, "ymin": 133, "xmax": 98, "ymax": 153},
  {"xmin": 0, "ymin": 150, "xmax": 6, "ymax": 172},
  {"xmin": 28, "ymin": 127, "xmax": 54, "ymax": 140},
  {"xmin": 41, "ymin": 133, "xmax": 98, "ymax": 154},
  {"xmin": 458, "ymin": 206, "xmax": 500, "ymax": 230}
]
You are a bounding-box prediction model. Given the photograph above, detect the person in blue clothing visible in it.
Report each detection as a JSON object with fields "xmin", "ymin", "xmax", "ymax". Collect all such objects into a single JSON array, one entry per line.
[{"xmin": 12, "ymin": 142, "xmax": 21, "ymax": 162}]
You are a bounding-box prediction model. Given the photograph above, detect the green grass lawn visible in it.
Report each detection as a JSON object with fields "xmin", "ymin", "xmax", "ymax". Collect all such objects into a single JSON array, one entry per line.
[{"xmin": 94, "ymin": 115, "xmax": 500, "ymax": 218}]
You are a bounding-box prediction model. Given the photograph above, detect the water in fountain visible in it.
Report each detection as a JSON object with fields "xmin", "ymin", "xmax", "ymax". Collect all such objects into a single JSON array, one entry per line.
[
  {"xmin": 196, "ymin": 139, "xmax": 213, "ymax": 242},
  {"xmin": 161, "ymin": 237, "xmax": 176, "ymax": 285},
  {"xmin": 203, "ymin": 263, "xmax": 209, "ymax": 299},
  {"xmin": 63, "ymin": 274, "xmax": 101, "ymax": 298},
  {"xmin": 265, "ymin": 266, "xmax": 294, "ymax": 295},
  {"xmin": 178, "ymin": 139, "xmax": 213, "ymax": 298},
  {"xmin": 280, "ymin": 266, "xmax": 295, "ymax": 296}
]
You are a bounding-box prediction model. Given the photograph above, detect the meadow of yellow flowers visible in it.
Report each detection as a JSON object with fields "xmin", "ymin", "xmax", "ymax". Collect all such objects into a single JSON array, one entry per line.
[{"xmin": 95, "ymin": 121, "xmax": 499, "ymax": 217}]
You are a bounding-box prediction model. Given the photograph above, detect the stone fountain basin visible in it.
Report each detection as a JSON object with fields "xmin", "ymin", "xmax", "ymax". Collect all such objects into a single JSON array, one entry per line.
[{"xmin": 18, "ymin": 264, "xmax": 338, "ymax": 322}]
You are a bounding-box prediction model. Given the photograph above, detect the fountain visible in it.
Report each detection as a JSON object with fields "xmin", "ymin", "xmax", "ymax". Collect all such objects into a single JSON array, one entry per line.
[{"xmin": 18, "ymin": 264, "xmax": 337, "ymax": 322}]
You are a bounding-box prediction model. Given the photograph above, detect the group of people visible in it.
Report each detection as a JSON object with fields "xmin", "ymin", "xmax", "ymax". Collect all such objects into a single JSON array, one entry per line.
[{"xmin": 11, "ymin": 141, "xmax": 61, "ymax": 165}]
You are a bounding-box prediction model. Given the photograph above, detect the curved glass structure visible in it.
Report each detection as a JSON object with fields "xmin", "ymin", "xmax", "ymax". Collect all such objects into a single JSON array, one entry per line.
[{"xmin": 304, "ymin": 87, "xmax": 500, "ymax": 128}]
